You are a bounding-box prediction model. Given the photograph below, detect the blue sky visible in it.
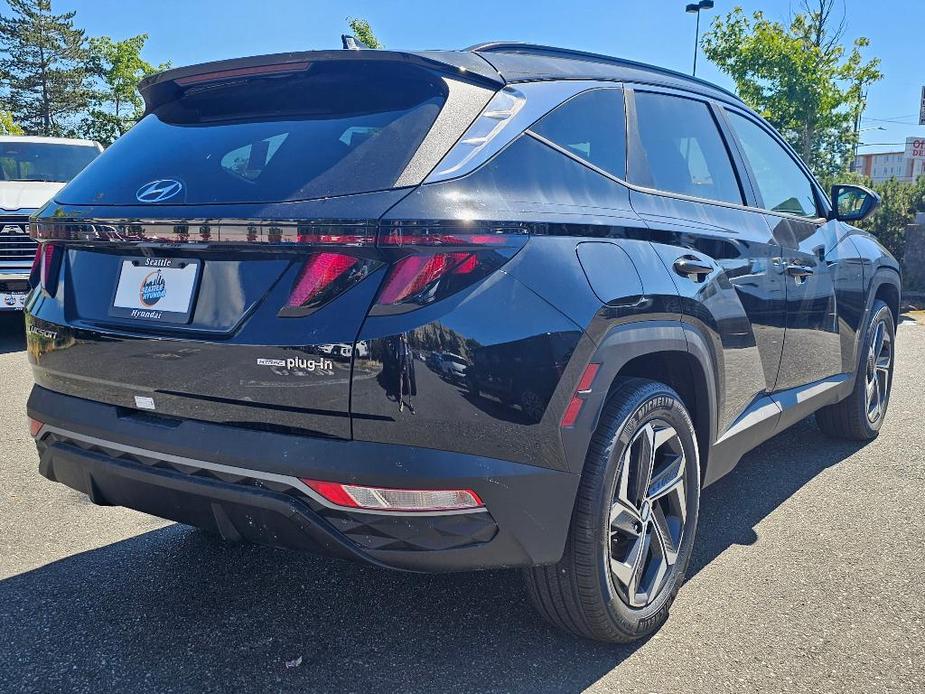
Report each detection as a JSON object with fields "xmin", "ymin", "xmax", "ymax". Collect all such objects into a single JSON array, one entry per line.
[{"xmin": 7, "ymin": 0, "xmax": 922, "ymax": 153}]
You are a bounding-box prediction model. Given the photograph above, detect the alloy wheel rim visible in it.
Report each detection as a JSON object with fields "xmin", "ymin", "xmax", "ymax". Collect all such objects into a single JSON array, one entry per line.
[
  {"xmin": 609, "ymin": 418, "xmax": 687, "ymax": 609},
  {"xmin": 865, "ymin": 319, "xmax": 893, "ymax": 424}
]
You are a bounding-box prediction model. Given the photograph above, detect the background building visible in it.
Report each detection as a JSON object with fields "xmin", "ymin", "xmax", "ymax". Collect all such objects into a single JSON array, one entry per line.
[{"xmin": 854, "ymin": 137, "xmax": 925, "ymax": 182}]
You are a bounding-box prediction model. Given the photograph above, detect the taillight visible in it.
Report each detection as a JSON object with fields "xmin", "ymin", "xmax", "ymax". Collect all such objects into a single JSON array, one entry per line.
[
  {"xmin": 376, "ymin": 252, "xmax": 477, "ymax": 305},
  {"xmin": 29, "ymin": 245, "xmax": 41, "ymax": 288},
  {"xmin": 31, "ymin": 243, "xmax": 61, "ymax": 295},
  {"xmin": 372, "ymin": 225, "xmax": 527, "ymax": 312},
  {"xmin": 280, "ymin": 252, "xmax": 381, "ymax": 317}
]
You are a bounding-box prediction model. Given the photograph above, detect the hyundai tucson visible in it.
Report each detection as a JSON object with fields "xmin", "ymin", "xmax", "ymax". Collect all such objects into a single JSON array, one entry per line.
[{"xmin": 25, "ymin": 43, "xmax": 899, "ymax": 642}]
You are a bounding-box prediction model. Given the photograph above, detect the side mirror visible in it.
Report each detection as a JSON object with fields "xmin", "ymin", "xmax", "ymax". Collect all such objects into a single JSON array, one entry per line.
[{"xmin": 830, "ymin": 184, "xmax": 881, "ymax": 222}]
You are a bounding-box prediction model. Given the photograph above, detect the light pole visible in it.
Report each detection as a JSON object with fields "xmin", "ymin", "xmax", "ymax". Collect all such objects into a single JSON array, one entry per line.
[{"xmin": 686, "ymin": 0, "xmax": 714, "ymax": 77}]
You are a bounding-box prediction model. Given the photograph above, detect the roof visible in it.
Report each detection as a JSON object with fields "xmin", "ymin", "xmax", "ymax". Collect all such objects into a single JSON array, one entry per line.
[
  {"xmin": 0, "ymin": 135, "xmax": 102, "ymax": 149},
  {"xmin": 468, "ymin": 42, "xmax": 741, "ymax": 103},
  {"xmin": 138, "ymin": 41, "xmax": 743, "ymax": 112}
]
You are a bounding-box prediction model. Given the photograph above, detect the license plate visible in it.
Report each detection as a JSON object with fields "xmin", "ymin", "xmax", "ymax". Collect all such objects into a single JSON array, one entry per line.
[
  {"xmin": 110, "ymin": 258, "xmax": 200, "ymax": 324},
  {"xmin": 0, "ymin": 292, "xmax": 26, "ymax": 310}
]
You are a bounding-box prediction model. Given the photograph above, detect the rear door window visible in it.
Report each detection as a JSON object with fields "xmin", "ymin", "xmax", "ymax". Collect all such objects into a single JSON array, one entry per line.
[
  {"xmin": 529, "ymin": 89, "xmax": 626, "ymax": 178},
  {"xmin": 631, "ymin": 91, "xmax": 743, "ymax": 205},
  {"xmin": 58, "ymin": 62, "xmax": 448, "ymax": 205}
]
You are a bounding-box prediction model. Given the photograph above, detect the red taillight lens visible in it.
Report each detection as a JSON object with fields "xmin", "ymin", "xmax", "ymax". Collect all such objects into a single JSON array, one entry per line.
[
  {"xmin": 379, "ymin": 229, "xmax": 514, "ymax": 247},
  {"xmin": 287, "ymin": 252, "xmax": 359, "ymax": 308},
  {"xmin": 42, "ymin": 244, "xmax": 56, "ymax": 287},
  {"xmin": 280, "ymin": 252, "xmax": 382, "ymax": 317},
  {"xmin": 33, "ymin": 243, "xmax": 61, "ymax": 295},
  {"xmin": 301, "ymin": 478, "xmax": 484, "ymax": 512},
  {"xmin": 376, "ymin": 252, "xmax": 477, "ymax": 305},
  {"xmin": 373, "ymin": 227, "xmax": 527, "ymax": 309}
]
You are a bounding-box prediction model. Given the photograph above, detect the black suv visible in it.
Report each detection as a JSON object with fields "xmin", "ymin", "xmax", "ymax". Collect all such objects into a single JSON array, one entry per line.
[{"xmin": 25, "ymin": 43, "xmax": 899, "ymax": 642}]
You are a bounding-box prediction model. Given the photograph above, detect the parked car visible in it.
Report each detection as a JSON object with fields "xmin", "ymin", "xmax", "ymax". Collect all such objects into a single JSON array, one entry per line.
[
  {"xmin": 25, "ymin": 43, "xmax": 899, "ymax": 643},
  {"xmin": 437, "ymin": 352, "xmax": 468, "ymax": 384},
  {"xmin": 0, "ymin": 136, "xmax": 101, "ymax": 310}
]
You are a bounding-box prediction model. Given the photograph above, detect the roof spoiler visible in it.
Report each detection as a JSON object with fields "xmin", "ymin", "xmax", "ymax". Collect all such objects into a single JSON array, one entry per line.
[{"xmin": 138, "ymin": 49, "xmax": 505, "ymax": 113}]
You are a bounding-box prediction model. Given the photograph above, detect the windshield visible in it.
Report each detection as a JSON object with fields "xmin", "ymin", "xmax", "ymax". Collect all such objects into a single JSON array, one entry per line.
[
  {"xmin": 58, "ymin": 61, "xmax": 448, "ymax": 205},
  {"xmin": 0, "ymin": 142, "xmax": 99, "ymax": 183}
]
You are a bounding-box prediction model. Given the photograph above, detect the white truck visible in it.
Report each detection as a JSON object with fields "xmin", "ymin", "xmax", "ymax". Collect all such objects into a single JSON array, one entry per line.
[{"xmin": 0, "ymin": 136, "xmax": 102, "ymax": 310}]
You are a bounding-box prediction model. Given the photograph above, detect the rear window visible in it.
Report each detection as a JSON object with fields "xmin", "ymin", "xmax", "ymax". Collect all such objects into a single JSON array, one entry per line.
[
  {"xmin": 58, "ymin": 62, "xmax": 448, "ymax": 205},
  {"xmin": 0, "ymin": 142, "xmax": 99, "ymax": 183}
]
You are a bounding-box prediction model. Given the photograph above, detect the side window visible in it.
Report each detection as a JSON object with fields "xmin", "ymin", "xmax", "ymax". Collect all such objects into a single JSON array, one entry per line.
[
  {"xmin": 631, "ymin": 91, "xmax": 743, "ymax": 205},
  {"xmin": 726, "ymin": 111, "xmax": 819, "ymax": 218},
  {"xmin": 530, "ymin": 89, "xmax": 626, "ymax": 179}
]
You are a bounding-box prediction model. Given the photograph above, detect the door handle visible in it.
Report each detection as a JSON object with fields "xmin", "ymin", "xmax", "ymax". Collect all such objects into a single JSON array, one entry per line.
[
  {"xmin": 785, "ymin": 264, "xmax": 814, "ymax": 278},
  {"xmin": 673, "ymin": 257, "xmax": 713, "ymax": 282}
]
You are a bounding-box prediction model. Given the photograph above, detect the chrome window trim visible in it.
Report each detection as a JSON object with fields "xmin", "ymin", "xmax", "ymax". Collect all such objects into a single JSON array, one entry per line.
[{"xmin": 424, "ymin": 79, "xmax": 618, "ymax": 184}]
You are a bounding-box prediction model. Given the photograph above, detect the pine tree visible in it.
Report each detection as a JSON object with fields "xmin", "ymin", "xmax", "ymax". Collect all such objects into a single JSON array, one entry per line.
[{"xmin": 0, "ymin": 0, "xmax": 93, "ymax": 136}]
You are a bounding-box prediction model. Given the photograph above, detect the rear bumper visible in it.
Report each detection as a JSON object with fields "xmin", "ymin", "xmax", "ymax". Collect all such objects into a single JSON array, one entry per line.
[{"xmin": 28, "ymin": 386, "xmax": 579, "ymax": 572}]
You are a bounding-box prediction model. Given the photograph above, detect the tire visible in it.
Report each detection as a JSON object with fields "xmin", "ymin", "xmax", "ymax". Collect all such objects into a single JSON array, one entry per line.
[
  {"xmin": 816, "ymin": 299, "xmax": 895, "ymax": 441},
  {"xmin": 524, "ymin": 378, "xmax": 701, "ymax": 642}
]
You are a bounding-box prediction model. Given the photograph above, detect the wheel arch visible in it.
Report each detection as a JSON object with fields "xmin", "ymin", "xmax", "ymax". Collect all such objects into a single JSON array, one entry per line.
[
  {"xmin": 872, "ymin": 270, "xmax": 901, "ymax": 324},
  {"xmin": 561, "ymin": 321, "xmax": 718, "ymax": 484}
]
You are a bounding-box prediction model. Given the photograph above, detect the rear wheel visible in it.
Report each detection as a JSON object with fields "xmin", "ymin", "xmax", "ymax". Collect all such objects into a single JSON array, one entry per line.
[
  {"xmin": 524, "ymin": 378, "xmax": 700, "ymax": 642},
  {"xmin": 816, "ymin": 299, "xmax": 895, "ymax": 440}
]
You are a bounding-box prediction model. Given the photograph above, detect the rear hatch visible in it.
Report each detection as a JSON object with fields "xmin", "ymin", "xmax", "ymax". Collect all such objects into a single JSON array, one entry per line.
[{"xmin": 27, "ymin": 53, "xmax": 501, "ymax": 439}]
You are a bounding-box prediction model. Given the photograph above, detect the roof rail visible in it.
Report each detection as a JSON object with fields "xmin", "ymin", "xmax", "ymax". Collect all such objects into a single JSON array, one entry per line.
[{"xmin": 467, "ymin": 41, "xmax": 739, "ymax": 100}]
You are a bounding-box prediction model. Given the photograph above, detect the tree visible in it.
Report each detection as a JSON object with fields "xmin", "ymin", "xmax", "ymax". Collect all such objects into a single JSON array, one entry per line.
[
  {"xmin": 347, "ymin": 17, "xmax": 382, "ymax": 49},
  {"xmin": 0, "ymin": 109, "xmax": 23, "ymax": 134},
  {"xmin": 82, "ymin": 34, "xmax": 167, "ymax": 145},
  {"xmin": 702, "ymin": 1, "xmax": 881, "ymax": 178},
  {"xmin": 0, "ymin": 0, "xmax": 94, "ymax": 136}
]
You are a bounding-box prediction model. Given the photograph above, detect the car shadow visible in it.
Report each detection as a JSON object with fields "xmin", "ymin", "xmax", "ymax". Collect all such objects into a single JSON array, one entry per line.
[
  {"xmin": 0, "ymin": 313, "xmax": 25, "ymax": 354},
  {"xmin": 0, "ymin": 418, "xmax": 866, "ymax": 693}
]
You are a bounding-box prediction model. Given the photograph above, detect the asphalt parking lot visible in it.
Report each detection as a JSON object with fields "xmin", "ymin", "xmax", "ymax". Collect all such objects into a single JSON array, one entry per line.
[{"xmin": 0, "ymin": 312, "xmax": 923, "ymax": 694}]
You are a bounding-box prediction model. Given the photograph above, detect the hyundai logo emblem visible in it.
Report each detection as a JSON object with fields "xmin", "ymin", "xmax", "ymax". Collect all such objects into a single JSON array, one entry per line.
[{"xmin": 136, "ymin": 179, "xmax": 183, "ymax": 203}]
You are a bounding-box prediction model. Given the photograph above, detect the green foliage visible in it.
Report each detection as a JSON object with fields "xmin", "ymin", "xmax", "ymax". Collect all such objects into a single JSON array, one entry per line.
[
  {"xmin": 0, "ymin": 109, "xmax": 23, "ymax": 134},
  {"xmin": 703, "ymin": 1, "xmax": 881, "ymax": 179},
  {"xmin": 861, "ymin": 177, "xmax": 925, "ymax": 267},
  {"xmin": 347, "ymin": 17, "xmax": 382, "ymax": 49},
  {"xmin": 82, "ymin": 34, "xmax": 167, "ymax": 146},
  {"xmin": 824, "ymin": 171, "xmax": 925, "ymax": 273},
  {"xmin": 0, "ymin": 0, "xmax": 94, "ymax": 136}
]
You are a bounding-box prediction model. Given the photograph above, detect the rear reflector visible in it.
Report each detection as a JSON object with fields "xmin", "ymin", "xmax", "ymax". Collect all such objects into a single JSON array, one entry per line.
[
  {"xmin": 28, "ymin": 417, "xmax": 43, "ymax": 437},
  {"xmin": 560, "ymin": 397, "xmax": 584, "ymax": 428},
  {"xmin": 301, "ymin": 479, "xmax": 484, "ymax": 512},
  {"xmin": 560, "ymin": 362, "xmax": 601, "ymax": 428}
]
